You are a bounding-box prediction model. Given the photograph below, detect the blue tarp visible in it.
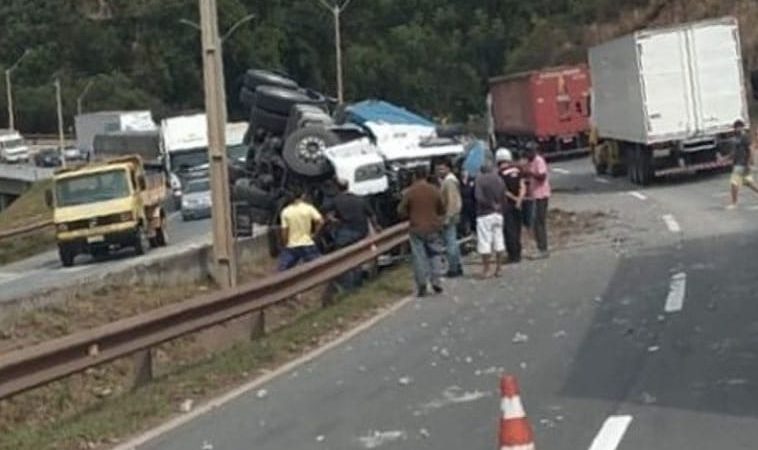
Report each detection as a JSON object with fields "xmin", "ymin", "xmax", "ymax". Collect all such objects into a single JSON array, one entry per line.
[
  {"xmin": 462, "ymin": 140, "xmax": 487, "ymax": 175},
  {"xmin": 344, "ymin": 100, "xmax": 435, "ymax": 127}
]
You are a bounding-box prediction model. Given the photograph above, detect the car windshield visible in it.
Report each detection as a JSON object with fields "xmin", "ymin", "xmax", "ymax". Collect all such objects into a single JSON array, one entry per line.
[
  {"xmin": 186, "ymin": 179, "xmax": 210, "ymax": 193},
  {"xmin": 227, "ymin": 144, "xmax": 248, "ymax": 161},
  {"xmin": 171, "ymin": 148, "xmax": 209, "ymax": 173},
  {"xmin": 55, "ymin": 169, "xmax": 131, "ymax": 207},
  {"xmin": 1, "ymin": 138, "xmax": 24, "ymax": 148}
]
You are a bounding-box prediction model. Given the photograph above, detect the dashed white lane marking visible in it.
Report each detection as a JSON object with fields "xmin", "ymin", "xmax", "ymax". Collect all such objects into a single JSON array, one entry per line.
[
  {"xmin": 662, "ymin": 214, "xmax": 681, "ymax": 233},
  {"xmin": 594, "ymin": 177, "xmax": 611, "ymax": 184},
  {"xmin": 589, "ymin": 416, "xmax": 633, "ymax": 450},
  {"xmin": 553, "ymin": 168, "xmax": 571, "ymax": 175},
  {"xmin": 665, "ymin": 272, "xmax": 687, "ymax": 313},
  {"xmin": 628, "ymin": 191, "xmax": 648, "ymax": 201}
]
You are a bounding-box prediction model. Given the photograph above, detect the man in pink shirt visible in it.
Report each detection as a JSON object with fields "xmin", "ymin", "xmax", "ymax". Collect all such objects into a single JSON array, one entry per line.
[{"xmin": 523, "ymin": 146, "xmax": 551, "ymax": 259}]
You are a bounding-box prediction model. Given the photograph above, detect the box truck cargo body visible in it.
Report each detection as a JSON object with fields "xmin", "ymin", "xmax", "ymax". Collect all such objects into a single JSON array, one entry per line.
[
  {"xmin": 75, "ymin": 111, "xmax": 157, "ymax": 157},
  {"xmin": 589, "ymin": 16, "xmax": 749, "ymax": 184},
  {"xmin": 489, "ymin": 65, "xmax": 591, "ymax": 157}
]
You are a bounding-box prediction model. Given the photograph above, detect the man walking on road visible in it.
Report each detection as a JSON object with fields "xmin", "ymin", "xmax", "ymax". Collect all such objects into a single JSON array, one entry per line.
[
  {"xmin": 398, "ymin": 166, "xmax": 446, "ymax": 297},
  {"xmin": 496, "ymin": 148, "xmax": 526, "ymax": 264},
  {"xmin": 277, "ymin": 187, "xmax": 324, "ymax": 271},
  {"xmin": 436, "ymin": 159, "xmax": 464, "ymax": 278},
  {"xmin": 475, "ymin": 162, "xmax": 506, "ymax": 278},
  {"xmin": 727, "ymin": 120, "xmax": 758, "ymax": 210},
  {"xmin": 523, "ymin": 145, "xmax": 551, "ymax": 259}
]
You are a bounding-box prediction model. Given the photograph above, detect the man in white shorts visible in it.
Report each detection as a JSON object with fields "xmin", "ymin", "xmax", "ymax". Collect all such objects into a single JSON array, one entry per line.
[{"xmin": 474, "ymin": 162, "xmax": 506, "ymax": 278}]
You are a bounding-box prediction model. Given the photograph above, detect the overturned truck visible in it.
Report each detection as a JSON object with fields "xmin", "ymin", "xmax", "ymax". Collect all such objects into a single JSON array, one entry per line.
[{"xmin": 233, "ymin": 70, "xmax": 471, "ymax": 247}]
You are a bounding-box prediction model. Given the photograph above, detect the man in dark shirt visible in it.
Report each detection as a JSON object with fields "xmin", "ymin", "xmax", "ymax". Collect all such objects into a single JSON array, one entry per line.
[
  {"xmin": 398, "ymin": 166, "xmax": 446, "ymax": 297},
  {"xmin": 728, "ymin": 120, "xmax": 758, "ymax": 209},
  {"xmin": 324, "ymin": 179, "xmax": 379, "ymax": 247},
  {"xmin": 474, "ymin": 162, "xmax": 506, "ymax": 278},
  {"xmin": 496, "ymin": 148, "xmax": 526, "ymax": 264},
  {"xmin": 323, "ymin": 179, "xmax": 379, "ymax": 290}
]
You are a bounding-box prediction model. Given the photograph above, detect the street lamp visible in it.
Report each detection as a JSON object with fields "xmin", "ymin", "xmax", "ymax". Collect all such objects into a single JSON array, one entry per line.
[
  {"xmin": 77, "ymin": 79, "xmax": 96, "ymax": 116},
  {"xmin": 5, "ymin": 49, "xmax": 31, "ymax": 131},
  {"xmin": 179, "ymin": 12, "xmax": 256, "ymax": 43},
  {"xmin": 54, "ymin": 78, "xmax": 67, "ymax": 168},
  {"xmin": 316, "ymin": 0, "xmax": 353, "ymax": 105}
]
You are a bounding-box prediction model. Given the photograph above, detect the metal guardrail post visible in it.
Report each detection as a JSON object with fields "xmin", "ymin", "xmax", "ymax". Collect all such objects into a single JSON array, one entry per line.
[
  {"xmin": 132, "ymin": 349, "xmax": 153, "ymax": 388},
  {"xmin": 250, "ymin": 311, "xmax": 265, "ymax": 340}
]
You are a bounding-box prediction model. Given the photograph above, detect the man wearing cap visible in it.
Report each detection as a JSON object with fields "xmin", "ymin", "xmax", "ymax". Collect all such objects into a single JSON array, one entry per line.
[
  {"xmin": 496, "ymin": 148, "xmax": 526, "ymax": 264},
  {"xmin": 475, "ymin": 161, "xmax": 506, "ymax": 278}
]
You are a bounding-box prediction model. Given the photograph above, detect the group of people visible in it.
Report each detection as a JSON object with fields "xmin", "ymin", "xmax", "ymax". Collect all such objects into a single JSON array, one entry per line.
[
  {"xmin": 273, "ymin": 142, "xmax": 553, "ymax": 298},
  {"xmin": 398, "ymin": 146, "xmax": 552, "ymax": 296}
]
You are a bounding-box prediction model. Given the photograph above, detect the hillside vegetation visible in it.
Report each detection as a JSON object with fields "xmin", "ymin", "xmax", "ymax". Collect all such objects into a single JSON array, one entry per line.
[{"xmin": 0, "ymin": 0, "xmax": 755, "ymax": 133}]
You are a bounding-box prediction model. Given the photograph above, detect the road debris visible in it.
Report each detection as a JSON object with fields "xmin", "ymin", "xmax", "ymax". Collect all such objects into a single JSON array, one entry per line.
[
  {"xmin": 512, "ymin": 332, "xmax": 529, "ymax": 344},
  {"xmin": 256, "ymin": 389, "xmax": 268, "ymax": 399},
  {"xmin": 641, "ymin": 392, "xmax": 657, "ymax": 404},
  {"xmin": 419, "ymin": 428, "xmax": 431, "ymax": 439},
  {"xmin": 648, "ymin": 345, "xmax": 660, "ymax": 353},
  {"xmin": 358, "ymin": 430, "xmax": 407, "ymax": 448},
  {"xmin": 416, "ymin": 386, "xmax": 491, "ymax": 415},
  {"xmin": 316, "ymin": 435, "xmax": 325, "ymax": 442},
  {"xmin": 398, "ymin": 376, "xmax": 413, "ymax": 386},
  {"xmin": 201, "ymin": 441, "xmax": 214, "ymax": 450},
  {"xmin": 179, "ymin": 399, "xmax": 193, "ymax": 413},
  {"xmin": 553, "ymin": 330, "xmax": 567, "ymax": 338}
]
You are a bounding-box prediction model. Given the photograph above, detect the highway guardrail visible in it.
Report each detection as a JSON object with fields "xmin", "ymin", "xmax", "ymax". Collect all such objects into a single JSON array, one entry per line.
[{"xmin": 0, "ymin": 223, "xmax": 409, "ymax": 400}]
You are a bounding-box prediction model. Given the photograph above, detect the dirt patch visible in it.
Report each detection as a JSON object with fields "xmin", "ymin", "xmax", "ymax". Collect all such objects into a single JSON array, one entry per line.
[
  {"xmin": 548, "ymin": 208, "xmax": 613, "ymax": 249},
  {"xmin": 0, "ymin": 180, "xmax": 55, "ymax": 265}
]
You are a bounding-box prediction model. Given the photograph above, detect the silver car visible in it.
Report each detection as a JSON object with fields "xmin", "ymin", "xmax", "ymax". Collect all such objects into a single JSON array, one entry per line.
[{"xmin": 181, "ymin": 178, "xmax": 212, "ymax": 221}]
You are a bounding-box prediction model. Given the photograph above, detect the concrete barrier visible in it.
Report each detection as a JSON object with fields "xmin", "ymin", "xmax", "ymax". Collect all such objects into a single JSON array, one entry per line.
[{"xmin": 0, "ymin": 231, "xmax": 272, "ymax": 320}]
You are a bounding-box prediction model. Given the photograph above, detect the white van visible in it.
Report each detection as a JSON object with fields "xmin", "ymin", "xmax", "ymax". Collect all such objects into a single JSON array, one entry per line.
[{"xmin": 0, "ymin": 130, "xmax": 30, "ymax": 163}]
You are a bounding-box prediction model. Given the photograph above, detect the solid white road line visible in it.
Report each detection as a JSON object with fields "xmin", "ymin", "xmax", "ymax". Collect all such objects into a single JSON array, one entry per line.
[
  {"xmin": 589, "ymin": 416, "xmax": 633, "ymax": 450},
  {"xmin": 665, "ymin": 272, "xmax": 687, "ymax": 313},
  {"xmin": 662, "ymin": 214, "xmax": 681, "ymax": 233},
  {"xmin": 553, "ymin": 168, "xmax": 571, "ymax": 175},
  {"xmin": 628, "ymin": 191, "xmax": 648, "ymax": 201},
  {"xmin": 594, "ymin": 177, "xmax": 610, "ymax": 184}
]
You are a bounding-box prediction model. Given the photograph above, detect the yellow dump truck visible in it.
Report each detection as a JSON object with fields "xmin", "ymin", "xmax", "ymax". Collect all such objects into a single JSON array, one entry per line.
[{"xmin": 45, "ymin": 155, "xmax": 168, "ymax": 266}]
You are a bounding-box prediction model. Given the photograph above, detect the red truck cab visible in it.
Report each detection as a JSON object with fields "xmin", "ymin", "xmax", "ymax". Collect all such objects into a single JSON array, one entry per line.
[{"xmin": 489, "ymin": 64, "xmax": 591, "ymax": 158}]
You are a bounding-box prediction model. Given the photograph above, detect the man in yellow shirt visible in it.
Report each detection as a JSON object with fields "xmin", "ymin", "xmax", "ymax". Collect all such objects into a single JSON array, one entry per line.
[{"xmin": 278, "ymin": 187, "xmax": 324, "ymax": 271}]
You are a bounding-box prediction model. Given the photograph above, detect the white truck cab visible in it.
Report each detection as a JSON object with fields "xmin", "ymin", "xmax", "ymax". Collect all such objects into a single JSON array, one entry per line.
[{"xmin": 0, "ymin": 130, "xmax": 30, "ymax": 163}]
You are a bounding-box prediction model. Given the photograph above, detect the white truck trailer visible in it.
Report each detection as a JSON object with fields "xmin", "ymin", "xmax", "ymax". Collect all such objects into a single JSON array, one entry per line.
[
  {"xmin": 75, "ymin": 111, "xmax": 157, "ymax": 157},
  {"xmin": 589, "ymin": 16, "xmax": 749, "ymax": 185}
]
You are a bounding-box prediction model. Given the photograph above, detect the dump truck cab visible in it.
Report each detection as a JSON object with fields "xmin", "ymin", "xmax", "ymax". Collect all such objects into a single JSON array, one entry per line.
[{"xmin": 47, "ymin": 155, "xmax": 168, "ymax": 267}]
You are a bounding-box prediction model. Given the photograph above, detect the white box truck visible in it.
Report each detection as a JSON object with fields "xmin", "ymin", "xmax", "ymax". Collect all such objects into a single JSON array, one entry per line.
[
  {"xmin": 75, "ymin": 111, "xmax": 157, "ymax": 157},
  {"xmin": 589, "ymin": 16, "xmax": 749, "ymax": 185}
]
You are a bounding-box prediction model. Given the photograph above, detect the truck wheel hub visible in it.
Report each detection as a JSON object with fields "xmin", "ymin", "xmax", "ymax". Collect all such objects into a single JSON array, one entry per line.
[{"xmin": 297, "ymin": 138, "xmax": 325, "ymax": 163}]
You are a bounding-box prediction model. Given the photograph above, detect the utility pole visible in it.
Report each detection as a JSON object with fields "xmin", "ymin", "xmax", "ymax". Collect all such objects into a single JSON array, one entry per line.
[
  {"xmin": 55, "ymin": 78, "xmax": 67, "ymax": 168},
  {"xmin": 5, "ymin": 50, "xmax": 30, "ymax": 131},
  {"xmin": 317, "ymin": 0, "xmax": 352, "ymax": 105},
  {"xmin": 198, "ymin": 0, "xmax": 236, "ymax": 288}
]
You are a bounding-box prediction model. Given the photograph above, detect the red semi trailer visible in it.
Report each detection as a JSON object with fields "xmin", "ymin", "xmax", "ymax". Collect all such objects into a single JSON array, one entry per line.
[{"xmin": 488, "ymin": 65, "xmax": 591, "ymax": 158}]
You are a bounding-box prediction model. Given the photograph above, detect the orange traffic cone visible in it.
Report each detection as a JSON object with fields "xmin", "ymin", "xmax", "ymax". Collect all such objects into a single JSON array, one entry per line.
[{"xmin": 499, "ymin": 375, "xmax": 536, "ymax": 450}]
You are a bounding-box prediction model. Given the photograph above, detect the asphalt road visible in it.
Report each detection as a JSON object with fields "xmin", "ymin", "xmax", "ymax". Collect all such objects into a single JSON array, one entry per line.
[
  {"xmin": 0, "ymin": 213, "xmax": 212, "ymax": 304},
  {"xmin": 134, "ymin": 158, "xmax": 758, "ymax": 450}
]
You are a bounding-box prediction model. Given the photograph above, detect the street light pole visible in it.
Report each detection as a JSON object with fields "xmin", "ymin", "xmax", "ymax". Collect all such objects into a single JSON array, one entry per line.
[
  {"xmin": 77, "ymin": 80, "xmax": 95, "ymax": 116},
  {"xmin": 55, "ymin": 78, "xmax": 67, "ymax": 168},
  {"xmin": 317, "ymin": 0, "xmax": 352, "ymax": 105},
  {"xmin": 5, "ymin": 50, "xmax": 30, "ymax": 131},
  {"xmin": 198, "ymin": 0, "xmax": 236, "ymax": 288},
  {"xmin": 179, "ymin": 13, "xmax": 256, "ymax": 44}
]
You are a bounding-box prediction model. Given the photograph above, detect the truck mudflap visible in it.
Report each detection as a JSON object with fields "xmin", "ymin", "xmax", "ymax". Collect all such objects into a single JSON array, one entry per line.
[{"xmin": 654, "ymin": 157, "xmax": 732, "ymax": 177}]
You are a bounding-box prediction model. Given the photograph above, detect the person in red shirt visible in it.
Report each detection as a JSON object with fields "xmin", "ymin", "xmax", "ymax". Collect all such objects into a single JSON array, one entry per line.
[{"xmin": 522, "ymin": 145, "xmax": 551, "ymax": 259}]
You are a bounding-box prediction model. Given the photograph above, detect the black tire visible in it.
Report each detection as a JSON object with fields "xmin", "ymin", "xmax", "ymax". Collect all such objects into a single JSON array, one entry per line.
[
  {"xmin": 134, "ymin": 227, "xmax": 149, "ymax": 256},
  {"xmin": 59, "ymin": 245, "xmax": 75, "ymax": 267},
  {"xmin": 282, "ymin": 127, "xmax": 339, "ymax": 178},
  {"xmin": 255, "ymin": 86, "xmax": 326, "ymax": 116},
  {"xmin": 233, "ymin": 179, "xmax": 275, "ymax": 209},
  {"xmin": 243, "ymin": 69, "xmax": 298, "ymax": 91},
  {"xmin": 239, "ymin": 87, "xmax": 256, "ymax": 108},
  {"xmin": 155, "ymin": 221, "xmax": 168, "ymax": 247},
  {"xmin": 638, "ymin": 147, "xmax": 653, "ymax": 186},
  {"xmin": 250, "ymin": 107, "xmax": 288, "ymax": 135},
  {"xmin": 595, "ymin": 161, "xmax": 607, "ymax": 176},
  {"xmin": 627, "ymin": 146, "xmax": 639, "ymax": 184}
]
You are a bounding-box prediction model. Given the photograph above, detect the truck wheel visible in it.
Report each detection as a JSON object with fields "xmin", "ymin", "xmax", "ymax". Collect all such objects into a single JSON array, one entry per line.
[
  {"xmin": 627, "ymin": 146, "xmax": 639, "ymax": 184},
  {"xmin": 254, "ymin": 86, "xmax": 326, "ymax": 116},
  {"xmin": 239, "ymin": 87, "xmax": 256, "ymax": 108},
  {"xmin": 243, "ymin": 69, "xmax": 298, "ymax": 91},
  {"xmin": 59, "ymin": 245, "xmax": 76, "ymax": 267},
  {"xmin": 134, "ymin": 227, "xmax": 150, "ymax": 256},
  {"xmin": 154, "ymin": 219, "xmax": 169, "ymax": 247},
  {"xmin": 91, "ymin": 247, "xmax": 109, "ymax": 261},
  {"xmin": 282, "ymin": 127, "xmax": 339, "ymax": 178},
  {"xmin": 250, "ymin": 107, "xmax": 289, "ymax": 135},
  {"xmin": 638, "ymin": 147, "xmax": 653, "ymax": 186}
]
